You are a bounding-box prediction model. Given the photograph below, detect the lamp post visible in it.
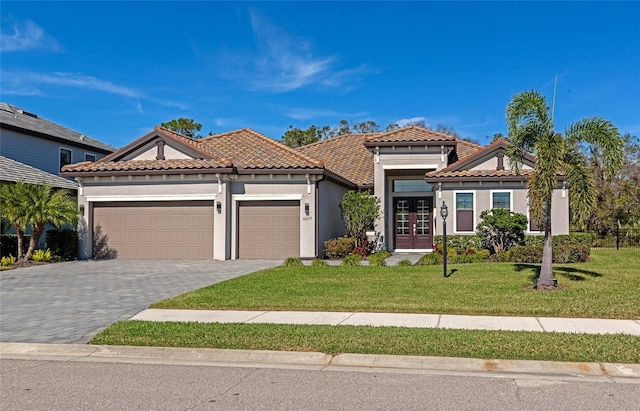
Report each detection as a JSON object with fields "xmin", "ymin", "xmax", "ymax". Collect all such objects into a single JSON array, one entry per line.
[{"xmin": 440, "ymin": 201, "xmax": 448, "ymax": 278}]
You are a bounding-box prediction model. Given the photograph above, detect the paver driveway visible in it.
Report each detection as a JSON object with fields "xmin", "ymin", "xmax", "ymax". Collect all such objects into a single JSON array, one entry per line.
[{"xmin": 0, "ymin": 259, "xmax": 280, "ymax": 344}]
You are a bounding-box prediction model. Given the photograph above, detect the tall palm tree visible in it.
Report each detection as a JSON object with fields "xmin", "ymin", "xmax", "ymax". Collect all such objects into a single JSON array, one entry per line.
[
  {"xmin": 22, "ymin": 183, "xmax": 78, "ymax": 260},
  {"xmin": 506, "ymin": 90, "xmax": 623, "ymax": 288}
]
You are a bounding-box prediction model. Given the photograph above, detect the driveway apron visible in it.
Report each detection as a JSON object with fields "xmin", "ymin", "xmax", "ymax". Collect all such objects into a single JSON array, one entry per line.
[{"xmin": 0, "ymin": 259, "xmax": 280, "ymax": 344}]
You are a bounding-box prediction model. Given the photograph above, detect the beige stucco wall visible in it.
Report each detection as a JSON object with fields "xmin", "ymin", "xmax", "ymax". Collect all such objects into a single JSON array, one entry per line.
[
  {"xmin": 317, "ymin": 179, "xmax": 350, "ymax": 257},
  {"xmin": 434, "ymin": 181, "xmax": 569, "ymax": 237},
  {"xmin": 470, "ymin": 156, "xmax": 534, "ymax": 171},
  {"xmin": 128, "ymin": 145, "xmax": 192, "ymax": 161}
]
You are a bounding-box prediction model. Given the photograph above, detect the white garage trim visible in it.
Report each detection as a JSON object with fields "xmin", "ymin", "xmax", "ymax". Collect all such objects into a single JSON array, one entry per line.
[
  {"xmin": 232, "ymin": 194, "xmax": 303, "ymax": 201},
  {"xmin": 87, "ymin": 194, "xmax": 217, "ymax": 202}
]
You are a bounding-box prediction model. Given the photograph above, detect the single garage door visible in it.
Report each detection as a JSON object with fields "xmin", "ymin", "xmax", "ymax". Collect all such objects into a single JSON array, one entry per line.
[
  {"xmin": 238, "ymin": 200, "xmax": 300, "ymax": 258},
  {"xmin": 93, "ymin": 201, "xmax": 214, "ymax": 259}
]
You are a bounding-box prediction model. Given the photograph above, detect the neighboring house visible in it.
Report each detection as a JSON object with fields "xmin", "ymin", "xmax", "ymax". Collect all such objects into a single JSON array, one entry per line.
[
  {"xmin": 62, "ymin": 125, "xmax": 569, "ymax": 260},
  {"xmin": 0, "ymin": 103, "xmax": 115, "ymax": 179}
]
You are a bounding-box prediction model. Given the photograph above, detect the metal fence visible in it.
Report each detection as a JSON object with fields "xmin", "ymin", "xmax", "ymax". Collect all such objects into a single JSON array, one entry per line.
[{"xmin": 591, "ymin": 228, "xmax": 640, "ymax": 250}]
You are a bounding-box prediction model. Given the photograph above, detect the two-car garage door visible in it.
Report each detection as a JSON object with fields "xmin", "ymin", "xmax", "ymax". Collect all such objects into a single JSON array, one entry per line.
[{"xmin": 93, "ymin": 201, "xmax": 214, "ymax": 259}]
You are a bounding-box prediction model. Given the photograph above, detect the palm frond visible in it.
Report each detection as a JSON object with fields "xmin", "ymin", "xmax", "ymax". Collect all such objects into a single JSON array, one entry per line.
[{"xmin": 565, "ymin": 117, "xmax": 623, "ymax": 179}]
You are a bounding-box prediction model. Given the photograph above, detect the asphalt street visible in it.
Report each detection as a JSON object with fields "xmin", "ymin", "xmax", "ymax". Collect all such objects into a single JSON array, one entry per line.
[
  {"xmin": 2, "ymin": 359, "xmax": 639, "ymax": 411},
  {"xmin": 0, "ymin": 259, "xmax": 280, "ymax": 343}
]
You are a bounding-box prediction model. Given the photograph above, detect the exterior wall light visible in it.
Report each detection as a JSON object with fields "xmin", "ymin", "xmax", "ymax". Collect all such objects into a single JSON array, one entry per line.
[
  {"xmin": 216, "ymin": 201, "xmax": 222, "ymax": 214},
  {"xmin": 304, "ymin": 202, "xmax": 310, "ymax": 216}
]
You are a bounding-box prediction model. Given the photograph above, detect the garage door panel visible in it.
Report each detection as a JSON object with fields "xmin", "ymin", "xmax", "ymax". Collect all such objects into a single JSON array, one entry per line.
[
  {"xmin": 238, "ymin": 201, "xmax": 299, "ymax": 259},
  {"xmin": 93, "ymin": 201, "xmax": 214, "ymax": 259}
]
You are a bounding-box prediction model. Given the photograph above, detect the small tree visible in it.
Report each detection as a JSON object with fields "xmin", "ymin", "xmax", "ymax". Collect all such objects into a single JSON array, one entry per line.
[
  {"xmin": 339, "ymin": 190, "xmax": 381, "ymax": 247},
  {"xmin": 476, "ymin": 208, "xmax": 528, "ymax": 254},
  {"xmin": 160, "ymin": 117, "xmax": 203, "ymax": 139},
  {"xmin": 0, "ymin": 182, "xmax": 29, "ymax": 259}
]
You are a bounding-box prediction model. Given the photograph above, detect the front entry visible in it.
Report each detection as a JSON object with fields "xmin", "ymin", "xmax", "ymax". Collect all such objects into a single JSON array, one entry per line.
[{"xmin": 394, "ymin": 198, "xmax": 432, "ymax": 250}]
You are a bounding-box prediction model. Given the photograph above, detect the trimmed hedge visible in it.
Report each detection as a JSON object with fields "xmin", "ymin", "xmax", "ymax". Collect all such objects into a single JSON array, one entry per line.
[
  {"xmin": 0, "ymin": 234, "xmax": 30, "ymax": 258},
  {"xmin": 46, "ymin": 229, "xmax": 78, "ymax": 261}
]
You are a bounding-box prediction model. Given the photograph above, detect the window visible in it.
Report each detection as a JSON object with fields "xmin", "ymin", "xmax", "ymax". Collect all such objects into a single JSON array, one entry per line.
[
  {"xmin": 393, "ymin": 180, "xmax": 432, "ymax": 192},
  {"xmin": 492, "ymin": 191, "xmax": 511, "ymax": 210},
  {"xmin": 60, "ymin": 148, "xmax": 72, "ymax": 170},
  {"xmin": 85, "ymin": 153, "xmax": 96, "ymax": 162},
  {"xmin": 455, "ymin": 192, "xmax": 474, "ymax": 232}
]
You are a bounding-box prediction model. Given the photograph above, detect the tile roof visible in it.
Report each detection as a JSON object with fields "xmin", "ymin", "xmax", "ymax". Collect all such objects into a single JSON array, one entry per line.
[
  {"xmin": 366, "ymin": 126, "xmax": 457, "ymax": 144},
  {"xmin": 425, "ymin": 169, "xmax": 534, "ymax": 180},
  {"xmin": 0, "ymin": 102, "xmax": 115, "ymax": 153},
  {"xmin": 0, "ymin": 156, "xmax": 78, "ymax": 190},
  {"xmin": 455, "ymin": 139, "xmax": 483, "ymax": 160},
  {"xmin": 297, "ymin": 134, "xmax": 374, "ymax": 187},
  {"xmin": 62, "ymin": 158, "xmax": 230, "ymax": 173},
  {"xmin": 199, "ymin": 128, "xmax": 324, "ymax": 170}
]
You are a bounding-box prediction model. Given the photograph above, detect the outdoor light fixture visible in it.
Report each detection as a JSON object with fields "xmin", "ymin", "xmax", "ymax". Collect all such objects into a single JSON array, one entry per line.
[
  {"xmin": 440, "ymin": 201, "xmax": 448, "ymax": 278},
  {"xmin": 304, "ymin": 202, "xmax": 310, "ymax": 216},
  {"xmin": 79, "ymin": 204, "xmax": 85, "ymax": 216},
  {"xmin": 216, "ymin": 201, "xmax": 222, "ymax": 214}
]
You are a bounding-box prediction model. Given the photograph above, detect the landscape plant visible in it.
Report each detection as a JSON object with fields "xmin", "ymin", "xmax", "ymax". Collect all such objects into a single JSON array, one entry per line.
[
  {"xmin": 506, "ymin": 90, "xmax": 624, "ymax": 287},
  {"xmin": 339, "ymin": 190, "xmax": 380, "ymax": 248},
  {"xmin": 1, "ymin": 255, "xmax": 16, "ymax": 266},
  {"xmin": 476, "ymin": 208, "xmax": 528, "ymax": 254},
  {"xmin": 311, "ymin": 258, "xmax": 328, "ymax": 267},
  {"xmin": 341, "ymin": 254, "xmax": 361, "ymax": 266},
  {"xmin": 31, "ymin": 249, "xmax": 52, "ymax": 262},
  {"xmin": 282, "ymin": 257, "xmax": 303, "ymax": 267}
]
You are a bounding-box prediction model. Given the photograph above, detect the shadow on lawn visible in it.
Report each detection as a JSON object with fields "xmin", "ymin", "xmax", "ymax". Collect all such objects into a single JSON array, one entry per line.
[{"xmin": 513, "ymin": 264, "xmax": 603, "ymax": 282}]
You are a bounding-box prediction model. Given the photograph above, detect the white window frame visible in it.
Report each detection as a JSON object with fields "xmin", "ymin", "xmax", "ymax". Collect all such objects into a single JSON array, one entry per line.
[
  {"xmin": 490, "ymin": 189, "xmax": 513, "ymax": 211},
  {"xmin": 453, "ymin": 190, "xmax": 476, "ymax": 234},
  {"xmin": 59, "ymin": 147, "xmax": 73, "ymax": 171},
  {"xmin": 84, "ymin": 153, "xmax": 97, "ymax": 162}
]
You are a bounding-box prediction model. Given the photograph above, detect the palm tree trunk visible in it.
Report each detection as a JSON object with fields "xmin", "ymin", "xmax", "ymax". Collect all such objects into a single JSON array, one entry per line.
[
  {"xmin": 538, "ymin": 200, "xmax": 555, "ymax": 287},
  {"xmin": 16, "ymin": 227, "xmax": 25, "ymax": 260},
  {"xmin": 24, "ymin": 226, "xmax": 45, "ymax": 260}
]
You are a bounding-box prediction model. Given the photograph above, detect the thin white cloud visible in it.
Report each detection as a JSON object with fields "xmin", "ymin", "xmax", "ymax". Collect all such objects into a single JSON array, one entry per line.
[
  {"xmin": 286, "ymin": 108, "xmax": 368, "ymax": 121},
  {"xmin": 395, "ymin": 117, "xmax": 427, "ymax": 127},
  {"xmin": 216, "ymin": 10, "xmax": 371, "ymax": 93},
  {"xmin": 1, "ymin": 70, "xmax": 189, "ymax": 111},
  {"xmin": 0, "ymin": 19, "xmax": 60, "ymax": 52}
]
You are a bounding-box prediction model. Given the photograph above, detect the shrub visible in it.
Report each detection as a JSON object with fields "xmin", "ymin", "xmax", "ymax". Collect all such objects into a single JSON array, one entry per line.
[
  {"xmin": 487, "ymin": 251, "xmax": 511, "ymax": 262},
  {"xmin": 46, "ymin": 229, "xmax": 78, "ymax": 261},
  {"xmin": 324, "ymin": 236, "xmax": 356, "ymax": 259},
  {"xmin": 282, "ymin": 257, "xmax": 303, "ymax": 267},
  {"xmin": 396, "ymin": 259, "xmax": 413, "ymax": 266},
  {"xmin": 553, "ymin": 242, "xmax": 590, "ymax": 263},
  {"xmin": 509, "ymin": 244, "xmax": 544, "ymax": 263},
  {"xmin": 351, "ymin": 236, "xmax": 372, "ymax": 257},
  {"xmin": 339, "ymin": 190, "xmax": 381, "ymax": 247},
  {"xmin": 31, "ymin": 249, "xmax": 52, "ymax": 262},
  {"xmin": 476, "ymin": 208, "xmax": 527, "ymax": 253},
  {"xmin": 1, "ymin": 254, "xmax": 16, "ymax": 266},
  {"xmin": 0, "ymin": 234, "xmax": 30, "ymax": 259},
  {"xmin": 310, "ymin": 258, "xmax": 328, "ymax": 267},
  {"xmin": 341, "ymin": 254, "xmax": 362, "ymax": 266},
  {"xmin": 367, "ymin": 252, "xmax": 387, "ymax": 266},
  {"xmin": 416, "ymin": 253, "xmax": 442, "ymax": 266},
  {"xmin": 433, "ymin": 235, "xmax": 482, "ymax": 255}
]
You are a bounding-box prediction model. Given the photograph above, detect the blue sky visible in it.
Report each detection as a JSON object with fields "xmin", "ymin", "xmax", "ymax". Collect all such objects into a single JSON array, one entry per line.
[{"xmin": 2, "ymin": 1, "xmax": 639, "ymax": 148}]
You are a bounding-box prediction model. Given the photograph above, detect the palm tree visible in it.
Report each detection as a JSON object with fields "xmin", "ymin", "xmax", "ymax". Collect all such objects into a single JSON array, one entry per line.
[
  {"xmin": 22, "ymin": 183, "xmax": 78, "ymax": 260},
  {"xmin": 506, "ymin": 90, "xmax": 623, "ymax": 288},
  {"xmin": 0, "ymin": 182, "xmax": 29, "ymax": 259}
]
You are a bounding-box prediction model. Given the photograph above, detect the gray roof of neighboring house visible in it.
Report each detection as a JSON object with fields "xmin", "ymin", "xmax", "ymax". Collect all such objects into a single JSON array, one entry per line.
[
  {"xmin": 0, "ymin": 102, "xmax": 116, "ymax": 153},
  {"xmin": 0, "ymin": 156, "xmax": 78, "ymax": 190}
]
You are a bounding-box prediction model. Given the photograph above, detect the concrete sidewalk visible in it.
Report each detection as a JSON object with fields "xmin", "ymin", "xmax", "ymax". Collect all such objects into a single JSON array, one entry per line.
[{"xmin": 131, "ymin": 309, "xmax": 640, "ymax": 336}]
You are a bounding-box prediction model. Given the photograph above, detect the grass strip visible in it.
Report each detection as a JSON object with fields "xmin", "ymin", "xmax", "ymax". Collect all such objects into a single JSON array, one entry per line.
[
  {"xmin": 92, "ymin": 321, "xmax": 640, "ymax": 364},
  {"xmin": 151, "ymin": 250, "xmax": 640, "ymax": 319}
]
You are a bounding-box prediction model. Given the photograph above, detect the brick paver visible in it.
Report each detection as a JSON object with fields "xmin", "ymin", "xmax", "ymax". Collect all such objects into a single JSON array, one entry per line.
[{"xmin": 0, "ymin": 259, "xmax": 279, "ymax": 344}]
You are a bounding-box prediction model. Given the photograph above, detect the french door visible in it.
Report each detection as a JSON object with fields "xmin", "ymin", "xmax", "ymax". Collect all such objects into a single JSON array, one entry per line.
[{"xmin": 394, "ymin": 198, "xmax": 432, "ymax": 249}]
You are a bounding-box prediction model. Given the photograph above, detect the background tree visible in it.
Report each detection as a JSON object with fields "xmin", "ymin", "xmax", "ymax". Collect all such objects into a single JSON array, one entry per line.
[
  {"xmin": 506, "ymin": 90, "xmax": 623, "ymax": 288},
  {"xmin": 580, "ymin": 132, "xmax": 640, "ymax": 233},
  {"xmin": 339, "ymin": 190, "xmax": 381, "ymax": 247},
  {"xmin": 160, "ymin": 117, "xmax": 203, "ymax": 139},
  {"xmin": 282, "ymin": 125, "xmax": 324, "ymax": 148}
]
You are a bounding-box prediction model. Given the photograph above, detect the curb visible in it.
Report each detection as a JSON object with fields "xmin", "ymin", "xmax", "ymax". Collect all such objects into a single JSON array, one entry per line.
[{"xmin": 1, "ymin": 342, "xmax": 638, "ymax": 381}]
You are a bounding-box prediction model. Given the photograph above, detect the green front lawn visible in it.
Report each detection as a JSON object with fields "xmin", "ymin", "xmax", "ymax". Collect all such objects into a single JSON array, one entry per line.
[{"xmin": 152, "ymin": 249, "xmax": 640, "ymax": 319}]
